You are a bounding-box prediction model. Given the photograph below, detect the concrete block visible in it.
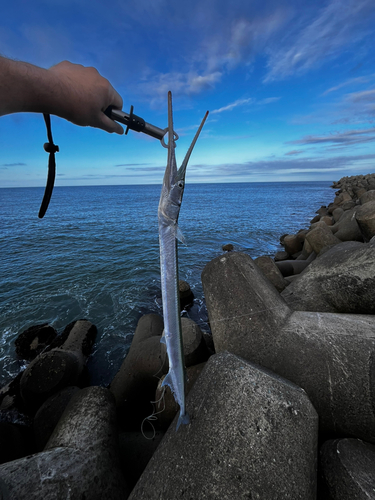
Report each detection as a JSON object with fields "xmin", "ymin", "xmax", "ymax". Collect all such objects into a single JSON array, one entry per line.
[
  {"xmin": 0, "ymin": 387, "xmax": 129, "ymax": 499},
  {"xmin": 320, "ymin": 438, "xmax": 375, "ymax": 499},
  {"xmin": 305, "ymin": 226, "xmax": 341, "ymax": 254},
  {"xmin": 356, "ymin": 200, "xmax": 375, "ymax": 241},
  {"xmin": 281, "ymin": 242, "xmax": 373, "ymax": 313},
  {"xmin": 129, "ymin": 353, "xmax": 318, "ymax": 500},
  {"xmin": 110, "ymin": 314, "xmax": 166, "ymax": 429},
  {"xmin": 202, "ymin": 252, "xmax": 375, "ymax": 442},
  {"xmin": 254, "ymin": 255, "xmax": 288, "ymax": 291}
]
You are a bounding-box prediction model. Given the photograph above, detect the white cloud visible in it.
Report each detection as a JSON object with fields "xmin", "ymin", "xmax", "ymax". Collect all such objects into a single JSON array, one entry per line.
[
  {"xmin": 322, "ymin": 76, "xmax": 373, "ymax": 95},
  {"xmin": 211, "ymin": 98, "xmax": 253, "ymax": 114},
  {"xmin": 264, "ymin": 0, "xmax": 375, "ymax": 82},
  {"xmin": 345, "ymin": 89, "xmax": 375, "ymax": 103},
  {"xmin": 138, "ymin": 70, "xmax": 222, "ymax": 105}
]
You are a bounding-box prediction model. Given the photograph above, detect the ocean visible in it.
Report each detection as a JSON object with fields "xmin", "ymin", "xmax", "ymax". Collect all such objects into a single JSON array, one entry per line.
[{"xmin": 0, "ymin": 181, "xmax": 332, "ymax": 388}]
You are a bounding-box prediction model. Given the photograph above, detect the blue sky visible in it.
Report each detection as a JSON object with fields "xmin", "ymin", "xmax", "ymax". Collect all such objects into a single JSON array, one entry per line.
[{"xmin": 1, "ymin": 0, "xmax": 375, "ymax": 187}]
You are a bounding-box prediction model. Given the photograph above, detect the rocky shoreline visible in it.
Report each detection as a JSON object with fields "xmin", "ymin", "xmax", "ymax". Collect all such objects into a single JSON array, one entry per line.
[{"xmin": 1, "ymin": 173, "xmax": 375, "ymax": 498}]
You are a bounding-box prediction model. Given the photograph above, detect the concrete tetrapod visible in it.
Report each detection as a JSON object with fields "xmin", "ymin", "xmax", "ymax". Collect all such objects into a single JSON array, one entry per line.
[
  {"xmin": 129, "ymin": 352, "xmax": 318, "ymax": 500},
  {"xmin": 201, "ymin": 252, "xmax": 375, "ymax": 443},
  {"xmin": 19, "ymin": 319, "xmax": 97, "ymax": 412},
  {"xmin": 320, "ymin": 438, "xmax": 375, "ymax": 499},
  {"xmin": 0, "ymin": 387, "xmax": 129, "ymax": 499}
]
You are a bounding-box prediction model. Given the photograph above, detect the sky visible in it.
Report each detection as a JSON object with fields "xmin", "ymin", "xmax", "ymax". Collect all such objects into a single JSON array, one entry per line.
[{"xmin": 1, "ymin": 0, "xmax": 375, "ymax": 187}]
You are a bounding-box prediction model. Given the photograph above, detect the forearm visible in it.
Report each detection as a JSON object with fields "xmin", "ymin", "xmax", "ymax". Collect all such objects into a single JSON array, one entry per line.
[
  {"xmin": 0, "ymin": 57, "xmax": 56, "ymax": 115},
  {"xmin": 0, "ymin": 56, "xmax": 124, "ymax": 134}
]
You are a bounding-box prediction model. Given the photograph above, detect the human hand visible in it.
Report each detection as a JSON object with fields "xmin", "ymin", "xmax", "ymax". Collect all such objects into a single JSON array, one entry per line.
[{"xmin": 48, "ymin": 61, "xmax": 124, "ymax": 134}]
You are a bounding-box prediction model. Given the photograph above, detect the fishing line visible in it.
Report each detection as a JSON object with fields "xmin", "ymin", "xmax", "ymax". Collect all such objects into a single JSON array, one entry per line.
[
  {"xmin": 139, "ymin": 332, "xmax": 170, "ymax": 439},
  {"xmin": 140, "ymin": 387, "xmax": 167, "ymax": 440}
]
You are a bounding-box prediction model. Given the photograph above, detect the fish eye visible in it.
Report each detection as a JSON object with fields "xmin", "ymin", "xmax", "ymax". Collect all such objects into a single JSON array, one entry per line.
[{"xmin": 177, "ymin": 180, "xmax": 184, "ymax": 189}]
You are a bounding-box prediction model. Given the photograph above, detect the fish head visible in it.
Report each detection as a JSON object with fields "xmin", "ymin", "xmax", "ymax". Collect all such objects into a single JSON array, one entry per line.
[
  {"xmin": 158, "ymin": 91, "xmax": 209, "ymax": 223},
  {"xmin": 167, "ymin": 174, "xmax": 185, "ymax": 219}
]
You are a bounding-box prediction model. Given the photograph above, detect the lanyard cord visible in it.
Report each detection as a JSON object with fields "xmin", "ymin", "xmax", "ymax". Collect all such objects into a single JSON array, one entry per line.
[{"xmin": 38, "ymin": 114, "xmax": 59, "ymax": 218}]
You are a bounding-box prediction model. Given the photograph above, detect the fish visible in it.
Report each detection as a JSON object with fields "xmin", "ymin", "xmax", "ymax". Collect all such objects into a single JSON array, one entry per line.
[{"xmin": 158, "ymin": 91, "xmax": 208, "ymax": 430}]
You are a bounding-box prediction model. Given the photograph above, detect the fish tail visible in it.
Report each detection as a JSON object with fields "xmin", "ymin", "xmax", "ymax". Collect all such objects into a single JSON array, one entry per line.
[{"xmin": 176, "ymin": 410, "xmax": 190, "ymax": 431}]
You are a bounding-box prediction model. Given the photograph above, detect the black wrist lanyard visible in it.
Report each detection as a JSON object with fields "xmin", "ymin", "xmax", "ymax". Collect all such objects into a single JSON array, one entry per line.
[{"xmin": 38, "ymin": 113, "xmax": 59, "ymax": 218}]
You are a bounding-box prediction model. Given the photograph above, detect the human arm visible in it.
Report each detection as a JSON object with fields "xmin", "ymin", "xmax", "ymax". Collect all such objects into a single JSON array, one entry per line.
[{"xmin": 0, "ymin": 56, "xmax": 124, "ymax": 134}]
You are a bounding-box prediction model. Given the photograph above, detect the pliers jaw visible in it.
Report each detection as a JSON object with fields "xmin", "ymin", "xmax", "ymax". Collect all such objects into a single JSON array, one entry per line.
[{"xmin": 105, "ymin": 105, "xmax": 167, "ymax": 141}]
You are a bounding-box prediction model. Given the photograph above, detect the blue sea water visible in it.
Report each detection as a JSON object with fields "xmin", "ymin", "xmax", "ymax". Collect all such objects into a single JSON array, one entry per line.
[{"xmin": 0, "ymin": 181, "xmax": 332, "ymax": 388}]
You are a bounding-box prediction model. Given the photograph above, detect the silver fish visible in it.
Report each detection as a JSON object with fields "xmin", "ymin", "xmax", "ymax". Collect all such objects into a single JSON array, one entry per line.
[{"xmin": 158, "ymin": 91, "xmax": 208, "ymax": 430}]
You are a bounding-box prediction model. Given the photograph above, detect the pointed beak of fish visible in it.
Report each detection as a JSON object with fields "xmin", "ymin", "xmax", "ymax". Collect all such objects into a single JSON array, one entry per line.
[
  {"xmin": 177, "ymin": 161, "xmax": 188, "ymax": 183},
  {"xmin": 176, "ymin": 110, "xmax": 209, "ymax": 183}
]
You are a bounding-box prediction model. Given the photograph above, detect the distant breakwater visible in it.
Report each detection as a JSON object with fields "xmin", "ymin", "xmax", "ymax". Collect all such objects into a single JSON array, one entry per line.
[{"xmin": 1, "ymin": 173, "xmax": 375, "ymax": 498}]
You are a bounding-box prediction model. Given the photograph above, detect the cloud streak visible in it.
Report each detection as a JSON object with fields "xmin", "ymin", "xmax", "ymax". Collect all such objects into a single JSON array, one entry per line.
[
  {"xmin": 288, "ymin": 127, "xmax": 375, "ymax": 147},
  {"xmin": 211, "ymin": 98, "xmax": 253, "ymax": 114},
  {"xmin": 285, "ymin": 150, "xmax": 304, "ymax": 156},
  {"xmin": 322, "ymin": 76, "xmax": 374, "ymax": 95},
  {"xmin": 199, "ymin": 153, "xmax": 375, "ymax": 179},
  {"xmin": 1, "ymin": 162, "xmax": 27, "ymax": 167}
]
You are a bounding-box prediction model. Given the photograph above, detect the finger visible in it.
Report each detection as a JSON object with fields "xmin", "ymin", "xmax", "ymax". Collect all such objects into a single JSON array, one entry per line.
[
  {"xmin": 109, "ymin": 86, "xmax": 123, "ymax": 111},
  {"xmin": 100, "ymin": 113, "xmax": 124, "ymax": 135}
]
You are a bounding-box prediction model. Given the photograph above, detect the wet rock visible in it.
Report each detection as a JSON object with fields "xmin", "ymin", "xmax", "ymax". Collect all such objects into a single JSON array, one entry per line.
[
  {"xmin": 310, "ymin": 214, "xmax": 321, "ymax": 223},
  {"xmin": 33, "ymin": 386, "xmax": 80, "ymax": 450},
  {"xmin": 316, "ymin": 206, "xmax": 328, "ymax": 216},
  {"xmin": 281, "ymin": 242, "xmax": 373, "ymax": 313},
  {"xmin": 119, "ymin": 430, "xmax": 165, "ymax": 491},
  {"xmin": 129, "ymin": 352, "xmax": 318, "ymax": 500},
  {"xmin": 110, "ymin": 314, "xmax": 166, "ymax": 429},
  {"xmin": 254, "ymin": 255, "xmax": 288, "ymax": 292},
  {"xmin": 59, "ymin": 319, "xmax": 97, "ymax": 356},
  {"xmin": 0, "ymin": 387, "xmax": 129, "ymax": 499},
  {"xmin": 15, "ymin": 324, "xmax": 57, "ymax": 361},
  {"xmin": 274, "ymin": 250, "xmax": 290, "ymax": 261},
  {"xmin": 19, "ymin": 320, "xmax": 96, "ymax": 413},
  {"xmin": 305, "ymin": 225, "xmax": 341, "ymax": 254},
  {"xmin": 320, "ymin": 439, "xmax": 375, "ymax": 499},
  {"xmin": 154, "ymin": 362, "xmax": 206, "ymax": 430},
  {"xmin": 279, "ymin": 233, "xmax": 288, "ymax": 245},
  {"xmin": 202, "ymin": 252, "xmax": 375, "ymax": 442},
  {"xmin": 222, "ymin": 243, "xmax": 234, "ymax": 252},
  {"xmin": 355, "ymin": 200, "xmax": 375, "ymax": 241},
  {"xmin": 179, "ymin": 280, "xmax": 194, "ymax": 309},
  {"xmin": 283, "ymin": 234, "xmax": 303, "ymax": 255}
]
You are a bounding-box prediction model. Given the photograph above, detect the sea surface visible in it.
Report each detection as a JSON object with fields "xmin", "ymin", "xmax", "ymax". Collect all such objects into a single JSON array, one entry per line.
[{"xmin": 0, "ymin": 181, "xmax": 332, "ymax": 388}]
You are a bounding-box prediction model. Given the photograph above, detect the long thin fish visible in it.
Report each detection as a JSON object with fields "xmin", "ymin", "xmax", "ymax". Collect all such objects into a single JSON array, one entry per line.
[{"xmin": 158, "ymin": 91, "xmax": 208, "ymax": 430}]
